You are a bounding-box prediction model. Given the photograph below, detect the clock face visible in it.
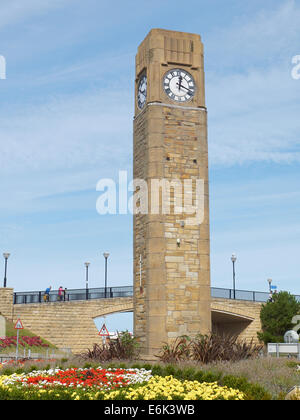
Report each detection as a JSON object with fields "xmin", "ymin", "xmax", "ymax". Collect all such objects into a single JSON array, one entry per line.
[
  {"xmin": 137, "ymin": 74, "xmax": 147, "ymax": 109},
  {"xmin": 163, "ymin": 68, "xmax": 196, "ymax": 102}
]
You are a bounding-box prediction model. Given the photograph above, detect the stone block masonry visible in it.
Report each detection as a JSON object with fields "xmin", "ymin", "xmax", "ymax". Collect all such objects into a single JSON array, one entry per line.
[
  {"xmin": 0, "ymin": 289, "xmax": 132, "ymax": 354},
  {"xmin": 134, "ymin": 29, "xmax": 211, "ymax": 357},
  {"xmin": 0, "ymin": 288, "xmax": 263, "ymax": 354},
  {"xmin": 0, "ymin": 288, "xmax": 14, "ymax": 321}
]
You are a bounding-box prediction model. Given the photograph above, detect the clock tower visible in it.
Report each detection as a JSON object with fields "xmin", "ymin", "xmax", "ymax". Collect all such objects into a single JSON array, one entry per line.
[{"xmin": 133, "ymin": 29, "xmax": 211, "ymax": 357}]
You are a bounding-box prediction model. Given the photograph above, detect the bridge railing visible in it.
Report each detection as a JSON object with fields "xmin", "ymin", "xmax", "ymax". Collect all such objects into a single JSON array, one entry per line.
[
  {"xmin": 211, "ymin": 287, "xmax": 270, "ymax": 302},
  {"xmin": 212, "ymin": 287, "xmax": 300, "ymax": 303},
  {"xmin": 13, "ymin": 286, "xmax": 133, "ymax": 304},
  {"xmin": 13, "ymin": 286, "xmax": 300, "ymax": 305}
]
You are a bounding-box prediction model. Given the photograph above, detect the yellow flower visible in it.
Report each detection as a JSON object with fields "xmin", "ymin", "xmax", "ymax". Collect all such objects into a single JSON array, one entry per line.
[{"xmin": 104, "ymin": 375, "xmax": 245, "ymax": 401}]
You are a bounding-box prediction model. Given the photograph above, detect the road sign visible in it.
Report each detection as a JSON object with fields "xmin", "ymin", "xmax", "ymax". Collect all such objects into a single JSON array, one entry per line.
[
  {"xmin": 14, "ymin": 319, "xmax": 24, "ymax": 361},
  {"xmin": 98, "ymin": 323, "xmax": 109, "ymax": 337},
  {"xmin": 14, "ymin": 319, "xmax": 24, "ymax": 330}
]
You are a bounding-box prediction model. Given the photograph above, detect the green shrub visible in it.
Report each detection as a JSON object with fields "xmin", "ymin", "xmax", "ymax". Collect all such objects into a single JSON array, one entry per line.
[
  {"xmin": 164, "ymin": 364, "xmax": 177, "ymax": 376},
  {"xmin": 141, "ymin": 363, "xmax": 152, "ymax": 371},
  {"xmin": 131, "ymin": 363, "xmax": 142, "ymax": 369},
  {"xmin": 83, "ymin": 362, "xmax": 92, "ymax": 369},
  {"xmin": 201, "ymin": 371, "xmax": 222, "ymax": 383},
  {"xmin": 181, "ymin": 366, "xmax": 196, "ymax": 380},
  {"xmin": 193, "ymin": 370, "xmax": 204, "ymax": 382},
  {"xmin": 150, "ymin": 364, "xmax": 164, "ymax": 376},
  {"xmin": 1, "ymin": 368, "xmax": 13, "ymax": 376},
  {"xmin": 221, "ymin": 375, "xmax": 272, "ymax": 400},
  {"xmin": 257, "ymin": 291, "xmax": 300, "ymax": 344}
]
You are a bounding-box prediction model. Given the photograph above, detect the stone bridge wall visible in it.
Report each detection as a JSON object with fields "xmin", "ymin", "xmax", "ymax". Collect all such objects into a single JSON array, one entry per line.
[{"xmin": 0, "ymin": 288, "xmax": 263, "ymax": 354}]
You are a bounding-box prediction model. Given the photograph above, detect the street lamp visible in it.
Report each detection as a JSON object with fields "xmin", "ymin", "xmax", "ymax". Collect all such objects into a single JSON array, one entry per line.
[
  {"xmin": 267, "ymin": 278, "xmax": 273, "ymax": 302},
  {"xmin": 3, "ymin": 253, "xmax": 10, "ymax": 288},
  {"xmin": 267, "ymin": 278, "xmax": 272, "ymax": 293},
  {"xmin": 231, "ymin": 253, "xmax": 237, "ymax": 299},
  {"xmin": 85, "ymin": 262, "xmax": 90, "ymax": 300},
  {"xmin": 103, "ymin": 253, "xmax": 110, "ymax": 298}
]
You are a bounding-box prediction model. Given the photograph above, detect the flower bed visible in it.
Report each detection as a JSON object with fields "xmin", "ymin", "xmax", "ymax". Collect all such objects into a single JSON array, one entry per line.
[
  {"xmin": 0, "ymin": 366, "xmax": 245, "ymax": 400},
  {"xmin": 17, "ymin": 367, "xmax": 150, "ymax": 389},
  {"xmin": 0, "ymin": 366, "xmax": 152, "ymax": 400},
  {"xmin": 0, "ymin": 336, "xmax": 49, "ymax": 349}
]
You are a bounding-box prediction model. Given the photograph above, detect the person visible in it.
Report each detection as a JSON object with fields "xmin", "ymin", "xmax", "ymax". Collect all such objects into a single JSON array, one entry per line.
[
  {"xmin": 58, "ymin": 286, "xmax": 64, "ymax": 302},
  {"xmin": 268, "ymin": 292, "xmax": 273, "ymax": 303},
  {"xmin": 44, "ymin": 286, "xmax": 51, "ymax": 302}
]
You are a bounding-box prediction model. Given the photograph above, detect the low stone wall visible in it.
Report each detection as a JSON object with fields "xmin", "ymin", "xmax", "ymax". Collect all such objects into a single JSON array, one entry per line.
[{"xmin": 0, "ymin": 288, "xmax": 14, "ymax": 320}]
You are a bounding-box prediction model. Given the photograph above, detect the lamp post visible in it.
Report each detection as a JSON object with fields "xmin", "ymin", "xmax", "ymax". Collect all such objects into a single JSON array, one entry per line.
[
  {"xmin": 231, "ymin": 253, "xmax": 237, "ymax": 300},
  {"xmin": 267, "ymin": 278, "xmax": 272, "ymax": 293},
  {"xmin": 85, "ymin": 262, "xmax": 90, "ymax": 300},
  {"xmin": 3, "ymin": 253, "xmax": 10, "ymax": 288},
  {"xmin": 103, "ymin": 253, "xmax": 110, "ymax": 298},
  {"xmin": 267, "ymin": 278, "xmax": 273, "ymax": 302}
]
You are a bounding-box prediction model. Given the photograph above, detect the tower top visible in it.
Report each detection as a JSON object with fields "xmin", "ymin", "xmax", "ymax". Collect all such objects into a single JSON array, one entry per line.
[
  {"xmin": 136, "ymin": 28, "xmax": 203, "ymax": 69},
  {"xmin": 135, "ymin": 28, "xmax": 205, "ymax": 114},
  {"xmin": 140, "ymin": 28, "xmax": 202, "ymax": 43}
]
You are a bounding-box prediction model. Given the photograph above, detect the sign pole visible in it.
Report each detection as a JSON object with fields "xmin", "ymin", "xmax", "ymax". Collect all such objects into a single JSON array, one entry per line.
[
  {"xmin": 16, "ymin": 329, "xmax": 19, "ymax": 361},
  {"xmin": 14, "ymin": 318, "xmax": 24, "ymax": 361}
]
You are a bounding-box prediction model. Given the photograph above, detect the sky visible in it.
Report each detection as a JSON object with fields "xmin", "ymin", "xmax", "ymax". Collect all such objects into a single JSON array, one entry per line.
[{"xmin": 0, "ymin": 0, "xmax": 300, "ymax": 329}]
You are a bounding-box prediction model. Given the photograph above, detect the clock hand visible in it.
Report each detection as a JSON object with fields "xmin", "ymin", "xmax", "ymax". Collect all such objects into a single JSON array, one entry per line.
[
  {"xmin": 176, "ymin": 83, "xmax": 194, "ymax": 95},
  {"xmin": 178, "ymin": 76, "xmax": 183, "ymax": 91}
]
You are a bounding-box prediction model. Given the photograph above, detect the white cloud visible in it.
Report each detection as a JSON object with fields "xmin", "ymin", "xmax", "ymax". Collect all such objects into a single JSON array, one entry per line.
[
  {"xmin": 0, "ymin": 88, "xmax": 133, "ymax": 174},
  {"xmin": 206, "ymin": 0, "xmax": 300, "ymax": 69},
  {"xmin": 205, "ymin": 1, "xmax": 300, "ymax": 166},
  {"xmin": 0, "ymin": 88, "xmax": 134, "ymax": 214},
  {"xmin": 207, "ymin": 65, "xmax": 300, "ymax": 165}
]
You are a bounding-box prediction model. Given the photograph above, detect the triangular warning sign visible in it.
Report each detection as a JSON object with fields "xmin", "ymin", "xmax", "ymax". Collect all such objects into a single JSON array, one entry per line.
[
  {"xmin": 14, "ymin": 319, "xmax": 24, "ymax": 329},
  {"xmin": 98, "ymin": 323, "xmax": 109, "ymax": 337}
]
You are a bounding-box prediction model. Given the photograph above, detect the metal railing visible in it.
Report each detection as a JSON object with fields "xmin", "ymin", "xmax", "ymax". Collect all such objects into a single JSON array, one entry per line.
[
  {"xmin": 212, "ymin": 287, "xmax": 300, "ymax": 303},
  {"xmin": 13, "ymin": 286, "xmax": 300, "ymax": 305},
  {"xmin": 13, "ymin": 286, "xmax": 133, "ymax": 304}
]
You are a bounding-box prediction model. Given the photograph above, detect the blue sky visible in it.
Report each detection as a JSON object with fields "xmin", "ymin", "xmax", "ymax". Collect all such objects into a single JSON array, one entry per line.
[{"xmin": 0, "ymin": 0, "xmax": 300, "ymax": 306}]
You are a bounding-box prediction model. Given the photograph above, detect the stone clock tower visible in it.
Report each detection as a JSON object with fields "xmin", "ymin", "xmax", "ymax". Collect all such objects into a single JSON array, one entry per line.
[{"xmin": 133, "ymin": 29, "xmax": 211, "ymax": 357}]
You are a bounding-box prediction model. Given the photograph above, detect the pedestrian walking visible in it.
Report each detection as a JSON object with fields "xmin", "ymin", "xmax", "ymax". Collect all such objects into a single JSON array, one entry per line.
[
  {"xmin": 58, "ymin": 286, "xmax": 64, "ymax": 301},
  {"xmin": 44, "ymin": 286, "xmax": 51, "ymax": 302}
]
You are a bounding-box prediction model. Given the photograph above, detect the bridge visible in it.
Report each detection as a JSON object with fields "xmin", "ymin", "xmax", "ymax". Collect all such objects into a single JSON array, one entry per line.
[{"xmin": 1, "ymin": 286, "xmax": 298, "ymax": 354}]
